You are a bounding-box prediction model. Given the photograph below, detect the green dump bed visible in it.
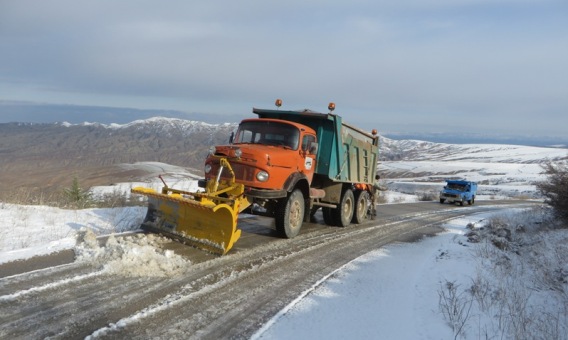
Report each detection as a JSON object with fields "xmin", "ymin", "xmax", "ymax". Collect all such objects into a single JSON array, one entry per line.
[{"xmin": 253, "ymin": 108, "xmax": 379, "ymax": 185}]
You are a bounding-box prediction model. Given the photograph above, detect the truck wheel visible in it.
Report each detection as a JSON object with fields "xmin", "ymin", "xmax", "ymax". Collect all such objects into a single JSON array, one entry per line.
[
  {"xmin": 352, "ymin": 190, "xmax": 369, "ymax": 224},
  {"xmin": 333, "ymin": 188, "xmax": 354, "ymax": 228},
  {"xmin": 439, "ymin": 199, "xmax": 445, "ymax": 204},
  {"xmin": 459, "ymin": 201, "xmax": 464, "ymax": 206},
  {"xmin": 469, "ymin": 197, "xmax": 475, "ymax": 205},
  {"xmin": 322, "ymin": 207, "xmax": 334, "ymax": 225},
  {"xmin": 275, "ymin": 189, "xmax": 305, "ymax": 238}
]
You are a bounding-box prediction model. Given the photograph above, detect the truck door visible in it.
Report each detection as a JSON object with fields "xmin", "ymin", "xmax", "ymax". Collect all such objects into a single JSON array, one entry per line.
[{"xmin": 301, "ymin": 134, "xmax": 317, "ymax": 182}]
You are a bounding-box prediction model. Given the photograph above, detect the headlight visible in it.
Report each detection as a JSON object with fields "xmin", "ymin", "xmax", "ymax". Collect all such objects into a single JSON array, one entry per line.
[
  {"xmin": 234, "ymin": 148, "xmax": 242, "ymax": 158},
  {"xmin": 204, "ymin": 164, "xmax": 212, "ymax": 174},
  {"xmin": 256, "ymin": 171, "xmax": 269, "ymax": 182},
  {"xmin": 208, "ymin": 146, "xmax": 216, "ymax": 155}
]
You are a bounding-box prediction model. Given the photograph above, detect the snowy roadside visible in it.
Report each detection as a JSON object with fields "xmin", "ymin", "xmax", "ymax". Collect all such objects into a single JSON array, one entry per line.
[
  {"xmin": 0, "ymin": 203, "xmax": 145, "ymax": 264},
  {"xmin": 254, "ymin": 207, "xmax": 568, "ymax": 339},
  {"xmin": 1, "ymin": 198, "xmax": 566, "ymax": 339}
]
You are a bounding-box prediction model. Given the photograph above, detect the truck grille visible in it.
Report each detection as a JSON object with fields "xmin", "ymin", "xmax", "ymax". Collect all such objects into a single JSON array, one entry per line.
[{"xmin": 229, "ymin": 163, "xmax": 255, "ymax": 182}]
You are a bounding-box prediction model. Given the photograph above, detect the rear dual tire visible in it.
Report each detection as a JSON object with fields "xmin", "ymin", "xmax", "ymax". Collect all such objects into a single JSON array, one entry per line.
[
  {"xmin": 332, "ymin": 188, "xmax": 355, "ymax": 228},
  {"xmin": 352, "ymin": 190, "xmax": 370, "ymax": 224},
  {"xmin": 322, "ymin": 188, "xmax": 359, "ymax": 227},
  {"xmin": 322, "ymin": 206, "xmax": 334, "ymax": 225}
]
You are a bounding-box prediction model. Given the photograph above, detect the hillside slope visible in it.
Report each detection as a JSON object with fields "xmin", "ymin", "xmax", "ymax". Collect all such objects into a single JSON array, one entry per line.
[
  {"xmin": 0, "ymin": 118, "xmax": 236, "ymax": 194},
  {"xmin": 1, "ymin": 117, "xmax": 566, "ymax": 200},
  {"xmin": 380, "ymin": 136, "xmax": 568, "ymax": 198}
]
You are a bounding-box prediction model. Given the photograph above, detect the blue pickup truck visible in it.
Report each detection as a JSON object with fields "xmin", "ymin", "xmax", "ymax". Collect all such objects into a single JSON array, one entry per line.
[{"xmin": 439, "ymin": 180, "xmax": 477, "ymax": 206}]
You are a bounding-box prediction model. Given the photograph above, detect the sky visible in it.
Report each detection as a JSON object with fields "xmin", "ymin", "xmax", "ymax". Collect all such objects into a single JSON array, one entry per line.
[{"xmin": 1, "ymin": 0, "xmax": 567, "ymax": 136}]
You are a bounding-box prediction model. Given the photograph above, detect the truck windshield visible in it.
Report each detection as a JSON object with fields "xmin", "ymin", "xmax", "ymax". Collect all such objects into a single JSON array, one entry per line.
[
  {"xmin": 447, "ymin": 183, "xmax": 466, "ymax": 191},
  {"xmin": 234, "ymin": 121, "xmax": 300, "ymax": 150}
]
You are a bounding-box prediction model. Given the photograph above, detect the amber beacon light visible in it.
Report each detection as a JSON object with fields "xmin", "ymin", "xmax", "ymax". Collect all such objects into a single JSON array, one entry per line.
[
  {"xmin": 275, "ymin": 98, "xmax": 282, "ymax": 108},
  {"xmin": 328, "ymin": 102, "xmax": 335, "ymax": 112}
]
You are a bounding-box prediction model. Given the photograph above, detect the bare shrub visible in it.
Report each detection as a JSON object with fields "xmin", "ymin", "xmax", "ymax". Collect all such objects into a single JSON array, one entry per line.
[
  {"xmin": 95, "ymin": 188, "xmax": 142, "ymax": 208},
  {"xmin": 0, "ymin": 187, "xmax": 65, "ymax": 206},
  {"xmin": 469, "ymin": 274, "xmax": 494, "ymax": 312},
  {"xmin": 438, "ymin": 280, "xmax": 474, "ymax": 339},
  {"xmin": 418, "ymin": 191, "xmax": 437, "ymax": 201},
  {"xmin": 466, "ymin": 209, "xmax": 568, "ymax": 339},
  {"xmin": 536, "ymin": 161, "xmax": 568, "ymax": 225}
]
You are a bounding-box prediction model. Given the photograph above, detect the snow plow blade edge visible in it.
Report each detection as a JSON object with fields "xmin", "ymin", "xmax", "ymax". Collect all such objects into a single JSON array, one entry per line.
[{"xmin": 131, "ymin": 187, "xmax": 243, "ymax": 255}]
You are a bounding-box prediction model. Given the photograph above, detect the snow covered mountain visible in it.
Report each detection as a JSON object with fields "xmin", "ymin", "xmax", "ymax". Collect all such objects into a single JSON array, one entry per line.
[
  {"xmin": 379, "ymin": 135, "xmax": 568, "ymax": 199},
  {"xmin": 380, "ymin": 136, "xmax": 567, "ymax": 163},
  {"xmin": 59, "ymin": 116, "xmax": 237, "ymax": 137},
  {"xmin": 1, "ymin": 116, "xmax": 566, "ymax": 200}
]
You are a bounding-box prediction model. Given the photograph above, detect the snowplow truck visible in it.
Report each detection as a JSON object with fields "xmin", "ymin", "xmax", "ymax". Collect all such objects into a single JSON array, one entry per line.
[
  {"xmin": 132, "ymin": 101, "xmax": 379, "ymax": 254},
  {"xmin": 439, "ymin": 180, "xmax": 477, "ymax": 206}
]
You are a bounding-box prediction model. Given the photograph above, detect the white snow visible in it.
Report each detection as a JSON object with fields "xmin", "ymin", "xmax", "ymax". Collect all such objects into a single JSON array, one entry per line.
[
  {"xmin": 0, "ymin": 203, "xmax": 146, "ymax": 264},
  {"xmin": 2, "ymin": 192, "xmax": 566, "ymax": 339},
  {"xmin": 74, "ymin": 229, "xmax": 190, "ymax": 277},
  {"xmin": 254, "ymin": 208, "xmax": 568, "ymax": 339},
  {"xmin": 58, "ymin": 117, "xmax": 237, "ymax": 134},
  {"xmin": 1, "ymin": 138, "xmax": 567, "ymax": 338},
  {"xmin": 90, "ymin": 161, "xmax": 202, "ymax": 199}
]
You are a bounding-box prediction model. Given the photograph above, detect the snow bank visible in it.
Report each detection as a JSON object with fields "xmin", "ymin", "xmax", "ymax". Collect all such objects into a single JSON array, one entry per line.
[
  {"xmin": 0, "ymin": 204, "xmax": 146, "ymax": 264},
  {"xmin": 74, "ymin": 228, "xmax": 190, "ymax": 277}
]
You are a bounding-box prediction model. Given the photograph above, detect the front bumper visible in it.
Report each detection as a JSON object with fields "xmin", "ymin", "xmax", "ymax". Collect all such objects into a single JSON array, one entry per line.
[{"xmin": 440, "ymin": 193, "xmax": 464, "ymax": 203}]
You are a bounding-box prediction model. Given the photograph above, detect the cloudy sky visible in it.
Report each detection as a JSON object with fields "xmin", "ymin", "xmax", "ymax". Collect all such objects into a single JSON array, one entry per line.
[{"xmin": 1, "ymin": 0, "xmax": 567, "ymax": 136}]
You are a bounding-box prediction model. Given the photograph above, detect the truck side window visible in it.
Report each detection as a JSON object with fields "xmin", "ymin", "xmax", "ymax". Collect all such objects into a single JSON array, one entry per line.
[{"xmin": 302, "ymin": 135, "xmax": 317, "ymax": 153}]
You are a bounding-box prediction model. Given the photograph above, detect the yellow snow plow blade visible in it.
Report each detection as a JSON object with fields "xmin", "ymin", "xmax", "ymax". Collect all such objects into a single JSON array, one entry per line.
[{"xmin": 131, "ymin": 159, "xmax": 251, "ymax": 255}]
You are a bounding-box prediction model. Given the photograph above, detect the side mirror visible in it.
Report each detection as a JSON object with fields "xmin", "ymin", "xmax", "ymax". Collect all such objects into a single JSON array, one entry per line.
[{"xmin": 309, "ymin": 142, "xmax": 318, "ymax": 154}]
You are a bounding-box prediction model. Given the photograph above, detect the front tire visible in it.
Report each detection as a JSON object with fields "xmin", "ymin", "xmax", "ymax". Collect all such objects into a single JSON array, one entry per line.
[{"xmin": 275, "ymin": 189, "xmax": 305, "ymax": 238}]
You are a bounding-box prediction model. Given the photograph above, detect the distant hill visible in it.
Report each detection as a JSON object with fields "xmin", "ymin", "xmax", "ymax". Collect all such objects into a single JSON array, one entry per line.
[
  {"xmin": 1, "ymin": 116, "xmax": 566, "ymax": 201},
  {"xmin": 379, "ymin": 135, "xmax": 568, "ymax": 198},
  {"xmin": 3, "ymin": 100, "xmax": 567, "ymax": 147},
  {"xmin": 0, "ymin": 101, "xmax": 246, "ymax": 125},
  {"xmin": 0, "ymin": 118, "xmax": 236, "ymax": 195}
]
